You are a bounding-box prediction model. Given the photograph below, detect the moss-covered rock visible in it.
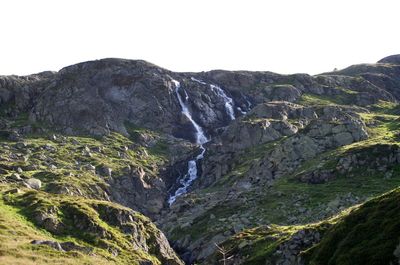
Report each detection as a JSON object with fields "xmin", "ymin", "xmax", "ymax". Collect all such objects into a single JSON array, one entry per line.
[{"xmin": 1, "ymin": 187, "xmax": 183, "ymax": 265}]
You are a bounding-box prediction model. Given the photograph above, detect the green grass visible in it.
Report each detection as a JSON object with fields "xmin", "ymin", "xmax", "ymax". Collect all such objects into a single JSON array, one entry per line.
[
  {"xmin": 297, "ymin": 93, "xmax": 354, "ymax": 106},
  {"xmin": 0, "ymin": 131, "xmax": 169, "ymax": 200},
  {"xmin": 305, "ymin": 188, "xmax": 400, "ymax": 265},
  {"xmin": 369, "ymin": 100, "xmax": 400, "ymax": 115},
  {"xmin": 1, "ymin": 186, "xmax": 165, "ymax": 265},
  {"xmin": 0, "ymin": 124, "xmax": 185, "ymax": 264},
  {"xmin": 220, "ymin": 225, "xmax": 300, "ymax": 265},
  {"xmin": 214, "ymin": 187, "xmax": 400, "ymax": 265},
  {"xmin": 0, "ymin": 188, "xmax": 121, "ymax": 265}
]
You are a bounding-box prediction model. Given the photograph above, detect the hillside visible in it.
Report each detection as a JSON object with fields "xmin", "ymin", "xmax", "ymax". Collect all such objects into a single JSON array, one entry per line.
[{"xmin": 0, "ymin": 55, "xmax": 400, "ymax": 264}]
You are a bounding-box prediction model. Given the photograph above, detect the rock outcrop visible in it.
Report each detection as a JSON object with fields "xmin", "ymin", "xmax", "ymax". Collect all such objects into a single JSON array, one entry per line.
[
  {"xmin": 7, "ymin": 190, "xmax": 184, "ymax": 265},
  {"xmin": 198, "ymin": 102, "xmax": 368, "ymax": 189},
  {"xmin": 1, "ymin": 56, "xmax": 399, "ymax": 139}
]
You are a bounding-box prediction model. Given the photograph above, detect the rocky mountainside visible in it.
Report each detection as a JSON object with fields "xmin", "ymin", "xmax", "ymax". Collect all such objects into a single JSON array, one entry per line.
[{"xmin": 0, "ymin": 55, "xmax": 400, "ymax": 264}]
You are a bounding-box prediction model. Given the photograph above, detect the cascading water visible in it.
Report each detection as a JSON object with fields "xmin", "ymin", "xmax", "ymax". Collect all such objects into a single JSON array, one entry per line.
[
  {"xmin": 168, "ymin": 79, "xmax": 208, "ymax": 205},
  {"xmin": 191, "ymin": 77, "xmax": 236, "ymax": 120},
  {"xmin": 190, "ymin": 77, "xmax": 207, "ymax": 85},
  {"xmin": 210, "ymin": 84, "xmax": 235, "ymax": 120}
]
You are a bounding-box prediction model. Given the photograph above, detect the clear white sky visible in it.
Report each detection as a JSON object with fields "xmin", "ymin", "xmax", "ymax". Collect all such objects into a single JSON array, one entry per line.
[{"xmin": 1, "ymin": 0, "xmax": 399, "ymax": 75}]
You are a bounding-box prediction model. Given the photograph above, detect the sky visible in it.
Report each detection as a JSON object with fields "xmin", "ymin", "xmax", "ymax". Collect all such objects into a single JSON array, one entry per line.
[{"xmin": 1, "ymin": 0, "xmax": 399, "ymax": 76}]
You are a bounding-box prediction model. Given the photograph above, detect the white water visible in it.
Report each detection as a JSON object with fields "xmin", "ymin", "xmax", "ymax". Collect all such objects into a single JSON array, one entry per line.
[
  {"xmin": 168, "ymin": 146, "xmax": 206, "ymax": 205},
  {"xmin": 191, "ymin": 77, "xmax": 236, "ymax": 120},
  {"xmin": 172, "ymin": 79, "xmax": 208, "ymax": 145},
  {"xmin": 168, "ymin": 79, "xmax": 209, "ymax": 205},
  {"xmin": 237, "ymin": 106, "xmax": 247, "ymax": 115},
  {"xmin": 190, "ymin": 77, "xmax": 207, "ymax": 85},
  {"xmin": 210, "ymin": 84, "xmax": 235, "ymax": 120}
]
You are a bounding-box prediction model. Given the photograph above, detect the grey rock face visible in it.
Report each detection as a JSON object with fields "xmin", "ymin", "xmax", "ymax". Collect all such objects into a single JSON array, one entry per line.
[
  {"xmin": 29, "ymin": 59, "xmax": 245, "ymax": 139},
  {"xmin": 197, "ymin": 102, "xmax": 368, "ymax": 189},
  {"xmin": 274, "ymin": 228, "xmax": 323, "ymax": 265},
  {"xmin": 378, "ymin": 54, "xmax": 400, "ymax": 65},
  {"xmin": 110, "ymin": 170, "xmax": 166, "ymax": 217},
  {"xmin": 2, "ymin": 57, "xmax": 398, "ymax": 140},
  {"xmin": 298, "ymin": 144, "xmax": 400, "ymax": 184},
  {"xmin": 246, "ymin": 105, "xmax": 368, "ymax": 182}
]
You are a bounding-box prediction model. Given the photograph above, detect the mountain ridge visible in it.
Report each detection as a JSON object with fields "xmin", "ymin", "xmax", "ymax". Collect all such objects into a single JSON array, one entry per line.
[{"xmin": 0, "ymin": 54, "xmax": 400, "ymax": 264}]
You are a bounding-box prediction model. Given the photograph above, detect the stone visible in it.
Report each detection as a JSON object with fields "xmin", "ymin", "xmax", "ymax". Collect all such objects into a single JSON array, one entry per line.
[
  {"xmin": 58, "ymin": 186, "xmax": 71, "ymax": 195},
  {"xmin": 5, "ymin": 188, "xmax": 22, "ymax": 194},
  {"xmin": 334, "ymin": 132, "xmax": 354, "ymax": 146},
  {"xmin": 25, "ymin": 178, "xmax": 42, "ymax": 190},
  {"xmin": 31, "ymin": 240, "xmax": 64, "ymax": 251},
  {"xmin": 15, "ymin": 142, "xmax": 27, "ymax": 149},
  {"xmin": 43, "ymin": 144, "xmax": 56, "ymax": 152},
  {"xmin": 60, "ymin": 241, "xmax": 93, "ymax": 253},
  {"xmin": 8, "ymin": 131, "xmax": 22, "ymax": 141},
  {"xmin": 83, "ymin": 164, "xmax": 95, "ymax": 172},
  {"xmin": 10, "ymin": 173, "xmax": 22, "ymax": 181},
  {"xmin": 91, "ymin": 146, "xmax": 103, "ymax": 153},
  {"xmin": 63, "ymin": 172, "xmax": 73, "ymax": 177},
  {"xmin": 97, "ymin": 166, "xmax": 112, "ymax": 178}
]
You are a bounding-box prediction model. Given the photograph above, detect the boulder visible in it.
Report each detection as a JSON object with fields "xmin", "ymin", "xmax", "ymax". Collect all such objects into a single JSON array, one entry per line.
[
  {"xmin": 9, "ymin": 173, "xmax": 22, "ymax": 181},
  {"xmin": 25, "ymin": 178, "xmax": 42, "ymax": 190},
  {"xmin": 31, "ymin": 240, "xmax": 63, "ymax": 251}
]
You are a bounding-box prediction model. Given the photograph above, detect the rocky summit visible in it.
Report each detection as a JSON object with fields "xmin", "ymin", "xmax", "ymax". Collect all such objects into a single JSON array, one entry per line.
[{"xmin": 1, "ymin": 55, "xmax": 400, "ymax": 265}]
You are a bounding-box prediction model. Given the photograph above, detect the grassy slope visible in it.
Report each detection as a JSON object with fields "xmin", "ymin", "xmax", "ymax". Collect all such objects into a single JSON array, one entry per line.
[
  {"xmin": 0, "ymin": 190, "xmax": 122, "ymax": 265},
  {"xmin": 0, "ymin": 118, "xmax": 184, "ymax": 264},
  {"xmin": 216, "ymin": 187, "xmax": 400, "ymax": 265},
  {"xmin": 0, "ymin": 184, "xmax": 170, "ymax": 264},
  {"xmin": 0, "ymin": 115, "xmax": 190, "ymax": 207},
  {"xmin": 305, "ymin": 188, "xmax": 400, "ymax": 265}
]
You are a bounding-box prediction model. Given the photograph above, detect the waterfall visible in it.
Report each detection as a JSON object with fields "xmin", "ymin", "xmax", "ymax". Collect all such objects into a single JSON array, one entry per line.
[
  {"xmin": 210, "ymin": 84, "xmax": 235, "ymax": 120},
  {"xmin": 191, "ymin": 77, "xmax": 236, "ymax": 120},
  {"xmin": 168, "ymin": 79, "xmax": 209, "ymax": 205},
  {"xmin": 238, "ymin": 93, "xmax": 253, "ymax": 114},
  {"xmin": 168, "ymin": 146, "xmax": 206, "ymax": 205},
  {"xmin": 237, "ymin": 107, "xmax": 247, "ymax": 115}
]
